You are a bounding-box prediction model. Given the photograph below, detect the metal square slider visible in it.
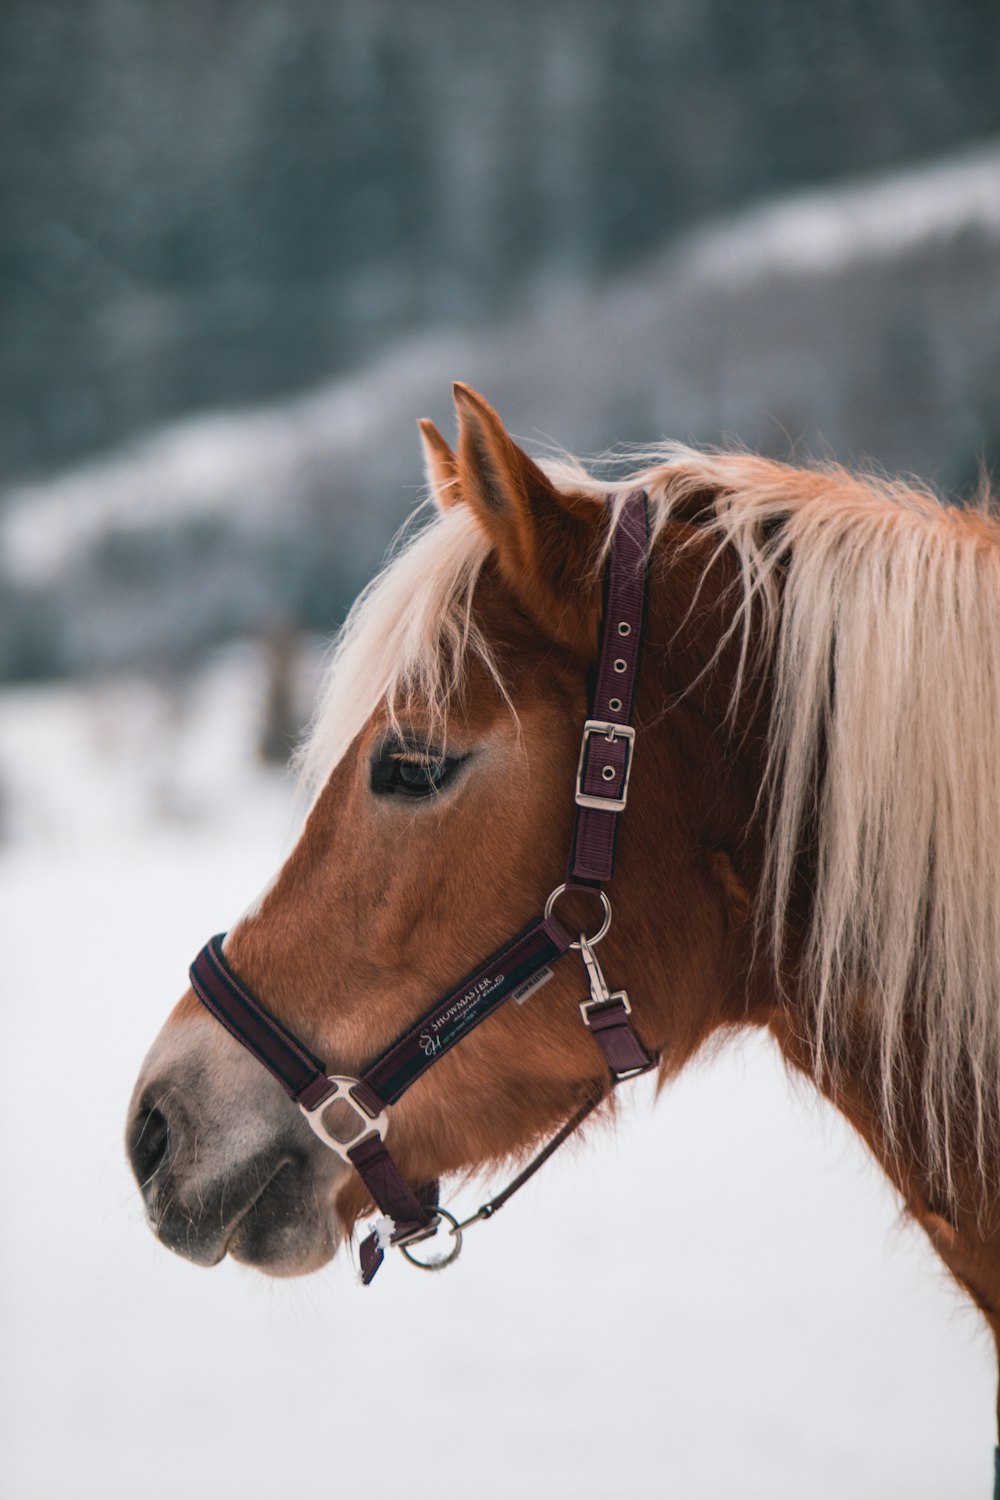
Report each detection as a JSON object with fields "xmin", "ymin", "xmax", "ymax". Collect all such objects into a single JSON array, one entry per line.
[{"xmin": 299, "ymin": 1076, "xmax": 388, "ymax": 1162}]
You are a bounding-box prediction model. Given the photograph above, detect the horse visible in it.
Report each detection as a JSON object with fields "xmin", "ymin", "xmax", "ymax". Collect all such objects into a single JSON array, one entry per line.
[{"xmin": 128, "ymin": 382, "xmax": 1000, "ymax": 1466}]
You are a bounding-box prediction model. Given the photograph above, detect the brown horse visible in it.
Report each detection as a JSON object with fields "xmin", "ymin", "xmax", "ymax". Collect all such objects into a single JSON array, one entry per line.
[{"xmin": 128, "ymin": 383, "xmax": 1000, "ymax": 1442}]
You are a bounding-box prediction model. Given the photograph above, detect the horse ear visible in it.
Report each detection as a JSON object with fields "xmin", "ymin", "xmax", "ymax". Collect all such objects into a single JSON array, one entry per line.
[
  {"xmin": 417, "ymin": 418, "xmax": 459, "ymax": 510},
  {"xmin": 451, "ymin": 382, "xmax": 599, "ymax": 646}
]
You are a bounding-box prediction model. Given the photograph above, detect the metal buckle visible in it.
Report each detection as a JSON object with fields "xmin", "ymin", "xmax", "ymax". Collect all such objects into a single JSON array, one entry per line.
[
  {"xmin": 299, "ymin": 1076, "xmax": 388, "ymax": 1162},
  {"xmin": 574, "ymin": 720, "xmax": 635, "ymax": 812},
  {"xmin": 579, "ymin": 989, "xmax": 632, "ymax": 1026}
]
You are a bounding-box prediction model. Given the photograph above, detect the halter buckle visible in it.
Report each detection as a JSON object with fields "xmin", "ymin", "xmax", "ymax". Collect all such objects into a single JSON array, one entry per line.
[
  {"xmin": 574, "ymin": 721, "xmax": 635, "ymax": 812},
  {"xmin": 299, "ymin": 1076, "xmax": 388, "ymax": 1162},
  {"xmin": 579, "ymin": 989, "xmax": 632, "ymax": 1025}
]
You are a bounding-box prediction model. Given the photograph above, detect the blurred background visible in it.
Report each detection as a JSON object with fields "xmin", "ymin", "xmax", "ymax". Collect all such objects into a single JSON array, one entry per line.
[{"xmin": 2, "ymin": 4, "xmax": 999, "ymax": 1496}]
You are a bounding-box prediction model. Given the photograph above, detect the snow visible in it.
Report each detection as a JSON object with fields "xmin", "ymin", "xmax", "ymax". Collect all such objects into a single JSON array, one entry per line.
[
  {"xmin": 0, "ymin": 660, "xmax": 994, "ymax": 1498},
  {"xmin": 686, "ymin": 140, "xmax": 1000, "ymax": 285},
  {"xmin": 371, "ymin": 1215, "xmax": 397, "ymax": 1253}
]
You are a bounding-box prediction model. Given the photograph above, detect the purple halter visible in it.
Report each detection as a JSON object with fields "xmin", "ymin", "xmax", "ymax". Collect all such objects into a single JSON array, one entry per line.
[{"xmin": 189, "ymin": 489, "xmax": 655, "ymax": 1281}]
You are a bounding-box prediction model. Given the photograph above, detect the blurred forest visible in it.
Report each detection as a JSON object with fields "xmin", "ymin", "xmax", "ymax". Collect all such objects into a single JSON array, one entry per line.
[
  {"xmin": 2, "ymin": 0, "xmax": 999, "ymax": 680},
  {"xmin": 4, "ymin": 0, "xmax": 999, "ymax": 482}
]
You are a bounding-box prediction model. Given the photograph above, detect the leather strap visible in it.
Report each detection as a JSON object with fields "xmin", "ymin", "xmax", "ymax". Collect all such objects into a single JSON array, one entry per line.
[
  {"xmin": 347, "ymin": 1136, "xmax": 434, "ymax": 1233},
  {"xmin": 348, "ymin": 1138, "xmax": 439, "ymax": 1284},
  {"xmin": 361, "ymin": 915, "xmax": 572, "ymax": 1105},
  {"xmin": 568, "ymin": 490, "xmax": 649, "ymax": 886},
  {"xmin": 585, "ymin": 998, "xmax": 655, "ymax": 1079},
  {"xmin": 190, "ymin": 935, "xmax": 328, "ymax": 1104},
  {"xmin": 357, "ymin": 1177, "xmax": 442, "ymax": 1285},
  {"xmin": 190, "ymin": 916, "xmax": 573, "ymax": 1116}
]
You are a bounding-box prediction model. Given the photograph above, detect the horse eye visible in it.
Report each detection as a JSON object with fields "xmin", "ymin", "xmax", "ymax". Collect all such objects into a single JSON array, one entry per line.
[{"xmin": 370, "ymin": 743, "xmax": 465, "ymax": 799}]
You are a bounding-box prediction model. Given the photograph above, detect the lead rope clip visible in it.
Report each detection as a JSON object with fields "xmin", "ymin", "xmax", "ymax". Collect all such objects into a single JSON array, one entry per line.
[{"xmin": 577, "ymin": 933, "xmax": 631, "ymax": 1025}]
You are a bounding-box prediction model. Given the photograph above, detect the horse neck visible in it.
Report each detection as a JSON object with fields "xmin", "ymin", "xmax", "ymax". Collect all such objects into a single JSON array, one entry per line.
[{"xmin": 618, "ymin": 504, "xmax": 1000, "ymax": 1430}]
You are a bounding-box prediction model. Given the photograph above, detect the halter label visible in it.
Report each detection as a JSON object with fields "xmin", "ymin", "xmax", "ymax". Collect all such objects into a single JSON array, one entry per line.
[
  {"xmin": 512, "ymin": 966, "xmax": 553, "ymax": 1005},
  {"xmin": 427, "ymin": 973, "xmax": 504, "ymax": 1038},
  {"xmin": 418, "ymin": 973, "xmax": 505, "ymax": 1056},
  {"xmin": 362, "ymin": 918, "xmax": 571, "ymax": 1104}
]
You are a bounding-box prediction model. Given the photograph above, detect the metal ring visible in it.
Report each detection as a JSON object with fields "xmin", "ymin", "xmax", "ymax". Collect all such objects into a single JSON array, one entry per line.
[
  {"xmin": 399, "ymin": 1207, "xmax": 463, "ymax": 1271},
  {"xmin": 544, "ymin": 884, "xmax": 612, "ymax": 949}
]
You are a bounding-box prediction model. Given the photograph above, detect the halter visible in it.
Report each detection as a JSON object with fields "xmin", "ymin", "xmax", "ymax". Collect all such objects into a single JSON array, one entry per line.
[{"xmin": 189, "ymin": 490, "xmax": 656, "ymax": 1282}]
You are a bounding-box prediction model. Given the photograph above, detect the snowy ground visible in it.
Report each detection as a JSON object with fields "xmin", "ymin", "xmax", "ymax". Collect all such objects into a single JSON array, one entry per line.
[{"xmin": 0, "ymin": 658, "xmax": 994, "ymax": 1499}]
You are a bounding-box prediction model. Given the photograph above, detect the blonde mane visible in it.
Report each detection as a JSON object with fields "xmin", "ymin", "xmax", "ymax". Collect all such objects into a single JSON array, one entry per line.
[
  {"xmin": 301, "ymin": 445, "xmax": 1000, "ymax": 1200},
  {"xmin": 297, "ymin": 502, "xmax": 496, "ymax": 793}
]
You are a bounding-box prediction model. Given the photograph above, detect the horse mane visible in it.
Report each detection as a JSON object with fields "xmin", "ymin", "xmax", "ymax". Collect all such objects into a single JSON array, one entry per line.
[
  {"xmin": 300, "ymin": 444, "xmax": 1000, "ymax": 1201},
  {"xmin": 297, "ymin": 501, "xmax": 497, "ymax": 792}
]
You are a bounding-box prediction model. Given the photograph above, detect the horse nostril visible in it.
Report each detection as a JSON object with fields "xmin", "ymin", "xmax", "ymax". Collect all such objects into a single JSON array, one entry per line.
[{"xmin": 129, "ymin": 1103, "xmax": 171, "ymax": 1187}]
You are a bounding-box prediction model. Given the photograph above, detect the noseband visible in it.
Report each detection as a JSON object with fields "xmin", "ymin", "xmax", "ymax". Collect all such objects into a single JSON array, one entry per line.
[{"xmin": 189, "ymin": 490, "xmax": 656, "ymax": 1282}]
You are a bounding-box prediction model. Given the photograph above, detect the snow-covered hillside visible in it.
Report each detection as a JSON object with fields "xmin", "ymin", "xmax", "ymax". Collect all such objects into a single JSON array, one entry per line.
[
  {"xmin": 2, "ymin": 141, "xmax": 998, "ymax": 678},
  {"xmin": 0, "ymin": 662, "xmax": 993, "ymax": 1497}
]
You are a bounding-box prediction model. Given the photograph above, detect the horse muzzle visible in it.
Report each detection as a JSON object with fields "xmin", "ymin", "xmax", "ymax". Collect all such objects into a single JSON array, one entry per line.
[{"xmin": 126, "ymin": 1013, "xmax": 349, "ymax": 1275}]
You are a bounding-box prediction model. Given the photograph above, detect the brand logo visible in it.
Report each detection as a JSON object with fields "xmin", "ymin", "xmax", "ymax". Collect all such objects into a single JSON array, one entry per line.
[
  {"xmin": 416, "ymin": 972, "xmax": 506, "ymax": 1055},
  {"xmin": 419, "ymin": 1031, "xmax": 442, "ymax": 1058}
]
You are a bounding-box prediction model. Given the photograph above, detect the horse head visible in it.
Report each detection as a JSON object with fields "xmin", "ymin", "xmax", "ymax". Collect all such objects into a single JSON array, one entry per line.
[{"xmin": 126, "ymin": 384, "xmax": 764, "ymax": 1276}]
